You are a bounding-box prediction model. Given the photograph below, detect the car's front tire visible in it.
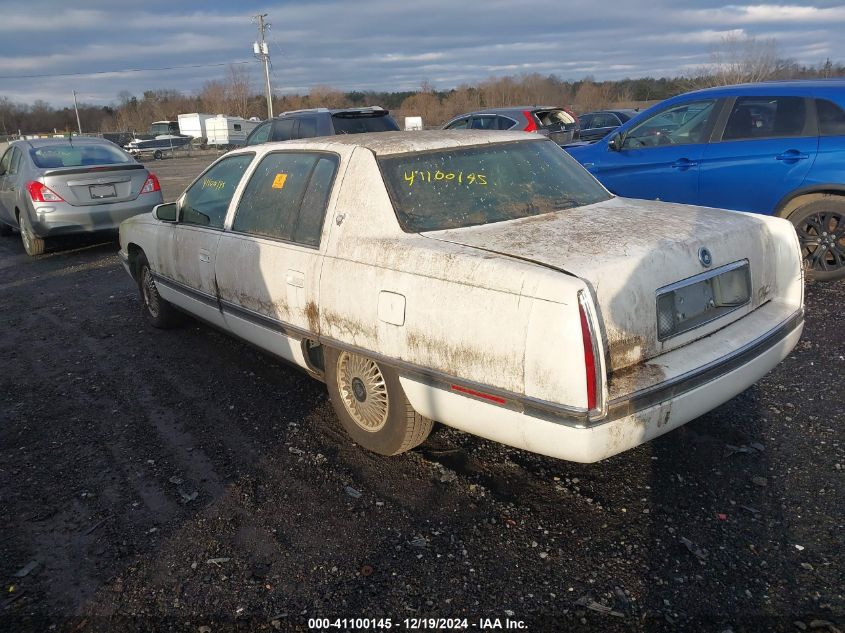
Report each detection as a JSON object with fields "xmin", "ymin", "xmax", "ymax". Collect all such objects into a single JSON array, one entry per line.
[
  {"xmin": 788, "ymin": 197, "xmax": 845, "ymax": 281},
  {"xmin": 136, "ymin": 253, "xmax": 183, "ymax": 328},
  {"xmin": 18, "ymin": 212, "xmax": 45, "ymax": 256},
  {"xmin": 325, "ymin": 347, "xmax": 433, "ymax": 456}
]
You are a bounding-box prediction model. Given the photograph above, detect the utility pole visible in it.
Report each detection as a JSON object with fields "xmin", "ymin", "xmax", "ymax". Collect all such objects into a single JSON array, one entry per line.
[
  {"xmin": 72, "ymin": 90, "xmax": 83, "ymax": 135},
  {"xmin": 253, "ymin": 14, "xmax": 274, "ymax": 119}
]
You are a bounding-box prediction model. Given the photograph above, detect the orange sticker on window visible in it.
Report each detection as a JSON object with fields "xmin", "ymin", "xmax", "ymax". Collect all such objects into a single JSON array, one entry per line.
[{"xmin": 272, "ymin": 173, "xmax": 288, "ymax": 189}]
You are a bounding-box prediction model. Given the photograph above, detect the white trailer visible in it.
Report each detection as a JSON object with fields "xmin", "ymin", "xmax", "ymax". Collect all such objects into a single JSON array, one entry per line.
[
  {"xmin": 177, "ymin": 113, "xmax": 214, "ymax": 139},
  {"xmin": 206, "ymin": 115, "xmax": 259, "ymax": 148}
]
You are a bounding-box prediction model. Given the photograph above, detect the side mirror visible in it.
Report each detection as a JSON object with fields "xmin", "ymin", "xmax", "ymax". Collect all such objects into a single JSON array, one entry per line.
[
  {"xmin": 153, "ymin": 202, "xmax": 177, "ymax": 222},
  {"xmin": 607, "ymin": 133, "xmax": 622, "ymax": 152}
]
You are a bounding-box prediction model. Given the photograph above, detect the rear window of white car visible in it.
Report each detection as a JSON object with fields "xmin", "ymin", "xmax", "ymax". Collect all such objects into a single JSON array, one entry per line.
[
  {"xmin": 378, "ymin": 140, "xmax": 610, "ymax": 232},
  {"xmin": 30, "ymin": 144, "xmax": 133, "ymax": 169}
]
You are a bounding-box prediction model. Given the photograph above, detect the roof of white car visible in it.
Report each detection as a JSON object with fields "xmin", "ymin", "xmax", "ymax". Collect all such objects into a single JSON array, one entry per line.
[{"xmin": 254, "ymin": 130, "xmax": 541, "ymax": 156}]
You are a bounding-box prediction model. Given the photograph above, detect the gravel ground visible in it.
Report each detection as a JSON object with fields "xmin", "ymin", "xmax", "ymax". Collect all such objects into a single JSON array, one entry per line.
[{"xmin": 0, "ymin": 156, "xmax": 842, "ymax": 632}]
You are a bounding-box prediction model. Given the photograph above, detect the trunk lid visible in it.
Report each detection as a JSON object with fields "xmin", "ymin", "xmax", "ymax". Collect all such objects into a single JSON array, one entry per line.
[
  {"xmin": 423, "ymin": 196, "xmax": 776, "ymax": 371},
  {"xmin": 41, "ymin": 165, "xmax": 149, "ymax": 206}
]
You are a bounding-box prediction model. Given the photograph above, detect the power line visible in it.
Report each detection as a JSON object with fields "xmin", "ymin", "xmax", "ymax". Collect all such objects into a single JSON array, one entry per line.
[{"xmin": 0, "ymin": 60, "xmax": 254, "ymax": 81}]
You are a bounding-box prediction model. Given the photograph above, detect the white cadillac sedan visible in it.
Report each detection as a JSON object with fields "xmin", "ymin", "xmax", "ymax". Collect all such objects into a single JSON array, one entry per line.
[{"xmin": 118, "ymin": 131, "xmax": 804, "ymax": 463}]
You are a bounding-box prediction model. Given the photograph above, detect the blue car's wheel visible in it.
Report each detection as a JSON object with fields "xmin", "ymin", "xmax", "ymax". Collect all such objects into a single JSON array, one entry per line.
[{"xmin": 789, "ymin": 198, "xmax": 845, "ymax": 281}]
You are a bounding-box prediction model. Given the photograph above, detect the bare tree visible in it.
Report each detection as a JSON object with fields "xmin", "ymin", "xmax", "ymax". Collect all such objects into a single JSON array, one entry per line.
[
  {"xmin": 573, "ymin": 81, "xmax": 614, "ymax": 113},
  {"xmin": 200, "ymin": 81, "xmax": 228, "ymax": 115},
  {"xmin": 694, "ymin": 33, "xmax": 782, "ymax": 87},
  {"xmin": 226, "ymin": 65, "xmax": 253, "ymax": 118}
]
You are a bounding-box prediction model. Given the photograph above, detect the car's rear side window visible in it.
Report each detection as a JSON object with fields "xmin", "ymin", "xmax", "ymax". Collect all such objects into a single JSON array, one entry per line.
[
  {"xmin": 722, "ymin": 96, "xmax": 807, "ymax": 141},
  {"xmin": 180, "ymin": 154, "xmax": 254, "ymax": 229},
  {"xmin": 378, "ymin": 140, "xmax": 610, "ymax": 232},
  {"xmin": 817, "ymin": 99, "xmax": 845, "ymax": 136},
  {"xmin": 496, "ymin": 116, "xmax": 516, "ymax": 130},
  {"xmin": 232, "ymin": 152, "xmax": 337, "ymax": 247},
  {"xmin": 297, "ymin": 117, "xmax": 318, "ymax": 138},
  {"xmin": 331, "ymin": 113, "xmax": 399, "ymax": 134},
  {"xmin": 272, "ymin": 119, "xmax": 296, "ymax": 142},
  {"xmin": 30, "ymin": 144, "xmax": 133, "ymax": 168}
]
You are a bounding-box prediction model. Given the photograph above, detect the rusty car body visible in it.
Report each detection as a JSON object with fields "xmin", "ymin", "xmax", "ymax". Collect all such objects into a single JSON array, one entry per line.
[{"xmin": 118, "ymin": 131, "xmax": 804, "ymax": 462}]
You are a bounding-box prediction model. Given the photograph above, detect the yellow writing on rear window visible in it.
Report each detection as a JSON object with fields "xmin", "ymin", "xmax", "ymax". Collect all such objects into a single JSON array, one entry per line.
[
  {"xmin": 272, "ymin": 173, "xmax": 288, "ymax": 189},
  {"xmin": 403, "ymin": 171, "xmax": 487, "ymax": 186}
]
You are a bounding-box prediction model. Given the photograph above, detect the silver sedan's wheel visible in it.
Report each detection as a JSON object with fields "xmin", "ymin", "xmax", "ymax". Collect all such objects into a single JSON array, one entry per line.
[
  {"xmin": 325, "ymin": 347, "xmax": 433, "ymax": 456},
  {"xmin": 336, "ymin": 351, "xmax": 389, "ymax": 432},
  {"xmin": 19, "ymin": 213, "xmax": 45, "ymax": 256}
]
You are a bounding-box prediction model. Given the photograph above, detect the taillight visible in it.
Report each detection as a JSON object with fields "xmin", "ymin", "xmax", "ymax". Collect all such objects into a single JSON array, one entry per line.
[
  {"xmin": 522, "ymin": 110, "xmax": 538, "ymax": 132},
  {"xmin": 26, "ymin": 181, "xmax": 64, "ymax": 203},
  {"xmin": 140, "ymin": 174, "xmax": 160, "ymax": 194},
  {"xmin": 578, "ymin": 294, "xmax": 599, "ymax": 411}
]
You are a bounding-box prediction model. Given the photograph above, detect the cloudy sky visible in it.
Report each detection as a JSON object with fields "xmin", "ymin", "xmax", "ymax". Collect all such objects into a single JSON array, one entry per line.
[{"xmin": 1, "ymin": 1, "xmax": 844, "ymax": 107}]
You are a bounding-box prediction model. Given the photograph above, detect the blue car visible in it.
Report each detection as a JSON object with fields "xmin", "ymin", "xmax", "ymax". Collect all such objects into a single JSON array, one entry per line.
[{"xmin": 566, "ymin": 80, "xmax": 845, "ymax": 280}]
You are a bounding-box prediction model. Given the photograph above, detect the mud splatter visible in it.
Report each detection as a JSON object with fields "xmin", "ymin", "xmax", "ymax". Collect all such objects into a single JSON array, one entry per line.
[{"xmin": 304, "ymin": 301, "xmax": 320, "ymax": 334}]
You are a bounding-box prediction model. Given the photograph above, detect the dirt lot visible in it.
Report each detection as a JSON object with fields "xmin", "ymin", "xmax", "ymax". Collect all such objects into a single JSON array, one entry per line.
[{"xmin": 1, "ymin": 154, "xmax": 843, "ymax": 633}]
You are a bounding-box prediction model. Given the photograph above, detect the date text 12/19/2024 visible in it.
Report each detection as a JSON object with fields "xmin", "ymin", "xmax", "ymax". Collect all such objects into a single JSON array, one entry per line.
[{"xmin": 307, "ymin": 617, "xmax": 528, "ymax": 630}]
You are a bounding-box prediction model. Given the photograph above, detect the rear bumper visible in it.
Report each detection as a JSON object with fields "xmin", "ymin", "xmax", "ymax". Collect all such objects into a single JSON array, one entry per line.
[
  {"xmin": 29, "ymin": 195, "xmax": 161, "ymax": 238},
  {"xmin": 399, "ymin": 305, "xmax": 803, "ymax": 463}
]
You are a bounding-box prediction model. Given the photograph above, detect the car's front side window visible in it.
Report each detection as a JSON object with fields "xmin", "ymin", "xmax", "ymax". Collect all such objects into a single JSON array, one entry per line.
[
  {"xmin": 445, "ymin": 118, "xmax": 470, "ymax": 130},
  {"xmin": 622, "ymin": 100, "xmax": 716, "ymax": 149},
  {"xmin": 232, "ymin": 152, "xmax": 338, "ymax": 246},
  {"xmin": 0, "ymin": 148, "xmax": 13, "ymax": 175},
  {"xmin": 180, "ymin": 154, "xmax": 254, "ymax": 229},
  {"xmin": 246, "ymin": 122, "xmax": 271, "ymax": 146}
]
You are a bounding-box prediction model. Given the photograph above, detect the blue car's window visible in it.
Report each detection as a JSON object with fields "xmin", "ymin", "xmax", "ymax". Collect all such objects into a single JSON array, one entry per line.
[
  {"xmin": 722, "ymin": 97, "xmax": 807, "ymax": 141},
  {"xmin": 378, "ymin": 139, "xmax": 611, "ymax": 232},
  {"xmin": 817, "ymin": 99, "xmax": 845, "ymax": 136},
  {"xmin": 622, "ymin": 100, "xmax": 716, "ymax": 148}
]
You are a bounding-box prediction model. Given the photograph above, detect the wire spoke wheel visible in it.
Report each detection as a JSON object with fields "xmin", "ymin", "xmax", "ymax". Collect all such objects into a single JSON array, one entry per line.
[
  {"xmin": 336, "ymin": 351, "xmax": 389, "ymax": 432},
  {"xmin": 141, "ymin": 266, "xmax": 160, "ymax": 319}
]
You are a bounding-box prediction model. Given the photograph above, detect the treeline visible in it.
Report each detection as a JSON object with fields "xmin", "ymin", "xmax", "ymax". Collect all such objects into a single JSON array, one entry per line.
[{"xmin": 2, "ymin": 58, "xmax": 844, "ymax": 135}]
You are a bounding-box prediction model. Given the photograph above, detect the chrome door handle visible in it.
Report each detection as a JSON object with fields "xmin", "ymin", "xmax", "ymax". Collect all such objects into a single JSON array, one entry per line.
[{"xmin": 199, "ymin": 249, "xmax": 210, "ymax": 263}]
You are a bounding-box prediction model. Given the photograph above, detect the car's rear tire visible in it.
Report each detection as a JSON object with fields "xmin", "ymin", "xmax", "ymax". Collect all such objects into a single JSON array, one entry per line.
[
  {"xmin": 153, "ymin": 150, "xmax": 163, "ymax": 160},
  {"xmin": 788, "ymin": 198, "xmax": 845, "ymax": 281},
  {"xmin": 18, "ymin": 212, "xmax": 45, "ymax": 256},
  {"xmin": 0, "ymin": 222, "xmax": 13, "ymax": 237},
  {"xmin": 325, "ymin": 347, "xmax": 433, "ymax": 456},
  {"xmin": 137, "ymin": 253, "xmax": 183, "ymax": 328}
]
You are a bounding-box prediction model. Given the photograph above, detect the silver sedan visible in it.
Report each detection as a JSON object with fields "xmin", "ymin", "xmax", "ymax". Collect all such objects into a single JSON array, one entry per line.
[{"xmin": 0, "ymin": 137, "xmax": 164, "ymax": 255}]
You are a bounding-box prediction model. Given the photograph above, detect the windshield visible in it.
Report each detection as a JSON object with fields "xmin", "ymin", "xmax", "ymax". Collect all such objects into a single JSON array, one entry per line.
[
  {"xmin": 378, "ymin": 140, "xmax": 610, "ymax": 232},
  {"xmin": 30, "ymin": 144, "xmax": 135, "ymax": 169}
]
